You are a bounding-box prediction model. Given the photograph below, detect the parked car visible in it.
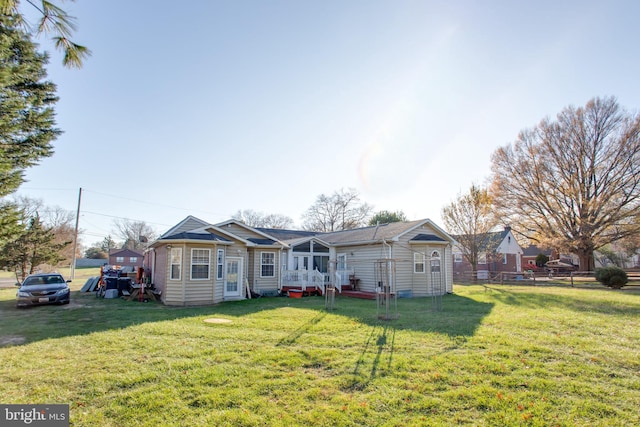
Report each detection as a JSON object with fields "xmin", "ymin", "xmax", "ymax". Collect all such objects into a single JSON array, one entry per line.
[{"xmin": 15, "ymin": 273, "xmax": 71, "ymax": 308}]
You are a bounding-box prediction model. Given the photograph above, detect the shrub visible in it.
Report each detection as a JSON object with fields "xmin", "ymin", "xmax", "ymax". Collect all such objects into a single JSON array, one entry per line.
[{"xmin": 595, "ymin": 266, "xmax": 628, "ymax": 289}]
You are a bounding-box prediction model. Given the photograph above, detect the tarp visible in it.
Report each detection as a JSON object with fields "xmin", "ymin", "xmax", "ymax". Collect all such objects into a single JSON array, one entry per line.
[{"xmin": 545, "ymin": 260, "xmax": 576, "ymax": 269}]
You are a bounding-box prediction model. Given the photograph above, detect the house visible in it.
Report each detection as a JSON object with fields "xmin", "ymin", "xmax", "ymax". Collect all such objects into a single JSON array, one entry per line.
[
  {"xmin": 521, "ymin": 245, "xmax": 553, "ymax": 270},
  {"xmin": 144, "ymin": 216, "xmax": 455, "ymax": 306},
  {"xmin": 108, "ymin": 249, "xmax": 144, "ymax": 270},
  {"xmin": 452, "ymin": 226, "xmax": 523, "ymax": 279}
]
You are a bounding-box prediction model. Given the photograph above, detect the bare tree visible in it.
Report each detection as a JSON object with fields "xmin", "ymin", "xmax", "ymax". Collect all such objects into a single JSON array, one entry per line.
[
  {"xmin": 113, "ymin": 219, "xmax": 157, "ymax": 252},
  {"xmin": 442, "ymin": 184, "xmax": 500, "ymax": 277},
  {"xmin": 232, "ymin": 209, "xmax": 293, "ymax": 229},
  {"xmin": 302, "ymin": 188, "xmax": 373, "ymax": 232},
  {"xmin": 490, "ymin": 97, "xmax": 640, "ymax": 270},
  {"xmin": 10, "ymin": 196, "xmax": 78, "ymax": 266}
]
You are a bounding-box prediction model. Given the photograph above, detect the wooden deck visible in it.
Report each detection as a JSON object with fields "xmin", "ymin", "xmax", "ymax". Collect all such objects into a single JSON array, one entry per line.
[{"xmin": 339, "ymin": 290, "xmax": 376, "ymax": 300}]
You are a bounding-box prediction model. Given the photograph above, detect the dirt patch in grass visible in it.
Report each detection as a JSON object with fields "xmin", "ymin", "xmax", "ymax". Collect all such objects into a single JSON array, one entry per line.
[{"xmin": 0, "ymin": 335, "xmax": 26, "ymax": 346}]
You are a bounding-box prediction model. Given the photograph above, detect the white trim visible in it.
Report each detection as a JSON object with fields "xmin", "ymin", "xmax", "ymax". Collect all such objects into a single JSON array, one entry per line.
[
  {"xmin": 190, "ymin": 248, "xmax": 211, "ymax": 280},
  {"xmin": 224, "ymin": 257, "xmax": 243, "ymax": 298},
  {"xmin": 414, "ymin": 252, "xmax": 425, "ymax": 273},
  {"xmin": 260, "ymin": 251, "xmax": 276, "ymax": 278},
  {"xmin": 216, "ymin": 249, "xmax": 225, "ymax": 280},
  {"xmin": 169, "ymin": 247, "xmax": 182, "ymax": 280}
]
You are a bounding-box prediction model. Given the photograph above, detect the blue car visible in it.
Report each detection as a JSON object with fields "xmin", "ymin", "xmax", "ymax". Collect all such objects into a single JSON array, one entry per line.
[{"xmin": 16, "ymin": 273, "xmax": 71, "ymax": 308}]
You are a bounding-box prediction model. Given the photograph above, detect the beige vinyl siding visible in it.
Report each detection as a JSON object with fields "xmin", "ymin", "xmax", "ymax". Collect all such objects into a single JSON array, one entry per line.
[
  {"xmin": 392, "ymin": 242, "xmax": 419, "ymax": 294},
  {"xmin": 164, "ymin": 282, "xmax": 184, "ymax": 305},
  {"xmin": 251, "ymin": 249, "xmax": 280, "ymax": 292},
  {"xmin": 162, "ymin": 243, "xmax": 217, "ymax": 306},
  {"xmin": 171, "ymin": 218, "xmax": 209, "ymax": 235},
  {"xmin": 341, "ymin": 244, "xmax": 387, "ymax": 292},
  {"xmin": 164, "ymin": 281, "xmax": 216, "ymax": 306},
  {"xmin": 220, "ymin": 223, "xmax": 261, "ymax": 241}
]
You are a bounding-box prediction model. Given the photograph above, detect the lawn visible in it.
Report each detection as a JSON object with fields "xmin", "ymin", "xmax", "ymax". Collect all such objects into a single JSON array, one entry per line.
[{"xmin": 1, "ymin": 284, "xmax": 639, "ymax": 426}]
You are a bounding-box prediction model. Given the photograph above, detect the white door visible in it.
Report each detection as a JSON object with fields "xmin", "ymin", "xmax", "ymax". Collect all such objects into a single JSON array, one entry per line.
[{"xmin": 224, "ymin": 257, "xmax": 243, "ymax": 298}]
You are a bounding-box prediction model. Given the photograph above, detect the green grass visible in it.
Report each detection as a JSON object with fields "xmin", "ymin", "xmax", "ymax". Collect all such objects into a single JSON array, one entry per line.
[{"xmin": 1, "ymin": 285, "xmax": 639, "ymax": 426}]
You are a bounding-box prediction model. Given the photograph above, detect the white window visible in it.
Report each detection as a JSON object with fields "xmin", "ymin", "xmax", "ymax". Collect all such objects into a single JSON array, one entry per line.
[
  {"xmin": 414, "ymin": 252, "xmax": 425, "ymax": 273},
  {"xmin": 478, "ymin": 253, "xmax": 487, "ymax": 264},
  {"xmin": 337, "ymin": 254, "xmax": 347, "ymax": 270},
  {"xmin": 130, "ymin": 257, "xmax": 138, "ymax": 263},
  {"xmin": 261, "ymin": 252, "xmax": 275, "ymax": 277},
  {"xmin": 116, "ymin": 256, "xmax": 124, "ymax": 263},
  {"xmin": 191, "ymin": 249, "xmax": 211, "ymax": 280},
  {"xmin": 503, "ymin": 253, "xmax": 508, "ymax": 264},
  {"xmin": 170, "ymin": 248, "xmax": 182, "ymax": 280},
  {"xmin": 217, "ymin": 249, "xmax": 224, "ymax": 280},
  {"xmin": 430, "ymin": 251, "xmax": 441, "ymax": 272},
  {"xmin": 454, "ymin": 253, "xmax": 462, "ymax": 263}
]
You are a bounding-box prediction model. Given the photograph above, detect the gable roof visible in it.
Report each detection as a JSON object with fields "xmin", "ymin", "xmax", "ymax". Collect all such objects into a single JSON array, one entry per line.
[
  {"xmin": 522, "ymin": 244, "xmax": 552, "ymax": 257},
  {"xmin": 109, "ymin": 249, "xmax": 143, "ymax": 257},
  {"xmin": 161, "ymin": 215, "xmax": 211, "ymax": 238},
  {"xmin": 410, "ymin": 233, "xmax": 447, "ymax": 242},
  {"xmin": 162, "ymin": 231, "xmax": 232, "ymax": 243},
  {"xmin": 215, "ymin": 219, "xmax": 288, "ymax": 247},
  {"xmin": 255, "ymin": 228, "xmax": 317, "ymax": 241},
  {"xmin": 153, "ymin": 217, "xmax": 454, "ymax": 250},
  {"xmin": 452, "ymin": 227, "xmax": 522, "ymax": 254},
  {"xmin": 317, "ymin": 219, "xmax": 453, "ymax": 246}
]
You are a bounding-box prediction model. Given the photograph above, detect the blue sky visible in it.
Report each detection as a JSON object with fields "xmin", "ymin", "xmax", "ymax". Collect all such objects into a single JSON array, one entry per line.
[{"xmin": 13, "ymin": 0, "xmax": 640, "ymax": 246}]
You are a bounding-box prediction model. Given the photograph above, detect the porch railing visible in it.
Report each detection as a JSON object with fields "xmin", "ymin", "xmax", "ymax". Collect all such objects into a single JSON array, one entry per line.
[
  {"xmin": 281, "ymin": 267, "xmax": 354, "ymax": 294},
  {"xmin": 333, "ymin": 268, "xmax": 354, "ymax": 293},
  {"xmin": 281, "ymin": 268, "xmax": 328, "ymax": 292}
]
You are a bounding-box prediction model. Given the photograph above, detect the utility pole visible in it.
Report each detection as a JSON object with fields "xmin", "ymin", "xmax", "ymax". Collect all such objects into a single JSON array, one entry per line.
[{"xmin": 71, "ymin": 187, "xmax": 82, "ymax": 279}]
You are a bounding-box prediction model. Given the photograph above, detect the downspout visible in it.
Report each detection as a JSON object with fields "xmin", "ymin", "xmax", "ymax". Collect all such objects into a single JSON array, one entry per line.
[
  {"xmin": 148, "ymin": 248, "xmax": 156, "ymax": 286},
  {"xmin": 182, "ymin": 243, "xmax": 187, "ymax": 305}
]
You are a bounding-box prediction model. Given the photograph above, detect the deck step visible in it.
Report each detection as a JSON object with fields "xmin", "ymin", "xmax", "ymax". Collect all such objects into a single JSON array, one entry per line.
[{"xmin": 340, "ymin": 290, "xmax": 376, "ymax": 300}]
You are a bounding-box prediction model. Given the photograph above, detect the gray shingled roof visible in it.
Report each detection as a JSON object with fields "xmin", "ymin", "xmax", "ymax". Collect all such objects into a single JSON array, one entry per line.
[
  {"xmin": 162, "ymin": 232, "xmax": 231, "ymax": 242},
  {"xmin": 247, "ymin": 237, "xmax": 277, "ymax": 245},
  {"xmin": 318, "ymin": 220, "xmax": 428, "ymax": 245},
  {"xmin": 255, "ymin": 228, "xmax": 317, "ymax": 241}
]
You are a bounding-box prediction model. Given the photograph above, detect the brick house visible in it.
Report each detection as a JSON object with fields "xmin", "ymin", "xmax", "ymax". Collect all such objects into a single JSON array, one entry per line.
[
  {"xmin": 108, "ymin": 249, "xmax": 144, "ymax": 269},
  {"xmin": 452, "ymin": 226, "xmax": 523, "ymax": 279}
]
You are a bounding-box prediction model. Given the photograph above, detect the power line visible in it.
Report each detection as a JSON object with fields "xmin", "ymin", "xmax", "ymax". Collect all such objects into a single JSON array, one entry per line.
[
  {"xmin": 82, "ymin": 210, "xmax": 174, "ymax": 228},
  {"xmin": 82, "ymin": 188, "xmax": 229, "ymax": 219}
]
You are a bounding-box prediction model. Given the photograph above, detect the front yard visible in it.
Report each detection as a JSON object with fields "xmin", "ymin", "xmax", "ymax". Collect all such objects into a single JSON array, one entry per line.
[{"xmin": 1, "ymin": 284, "xmax": 639, "ymax": 426}]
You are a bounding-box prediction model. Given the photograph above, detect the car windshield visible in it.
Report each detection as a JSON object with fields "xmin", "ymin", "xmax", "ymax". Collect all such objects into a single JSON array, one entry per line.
[{"xmin": 23, "ymin": 275, "xmax": 64, "ymax": 286}]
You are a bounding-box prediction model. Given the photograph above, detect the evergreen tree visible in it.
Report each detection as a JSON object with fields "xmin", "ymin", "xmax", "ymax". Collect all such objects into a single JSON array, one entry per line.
[
  {"xmin": 0, "ymin": 14, "xmax": 61, "ymax": 197},
  {"xmin": 368, "ymin": 210, "xmax": 408, "ymax": 226},
  {"xmin": 1, "ymin": 213, "xmax": 68, "ymax": 281},
  {"xmin": 0, "ymin": 0, "xmax": 90, "ymax": 68}
]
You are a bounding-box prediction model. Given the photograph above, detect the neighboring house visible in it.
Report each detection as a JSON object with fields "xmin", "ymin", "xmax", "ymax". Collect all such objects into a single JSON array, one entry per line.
[
  {"xmin": 109, "ymin": 249, "xmax": 144, "ymax": 270},
  {"xmin": 452, "ymin": 226, "xmax": 523, "ymax": 279},
  {"xmin": 521, "ymin": 245, "xmax": 553, "ymax": 270},
  {"xmin": 145, "ymin": 216, "xmax": 455, "ymax": 306}
]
